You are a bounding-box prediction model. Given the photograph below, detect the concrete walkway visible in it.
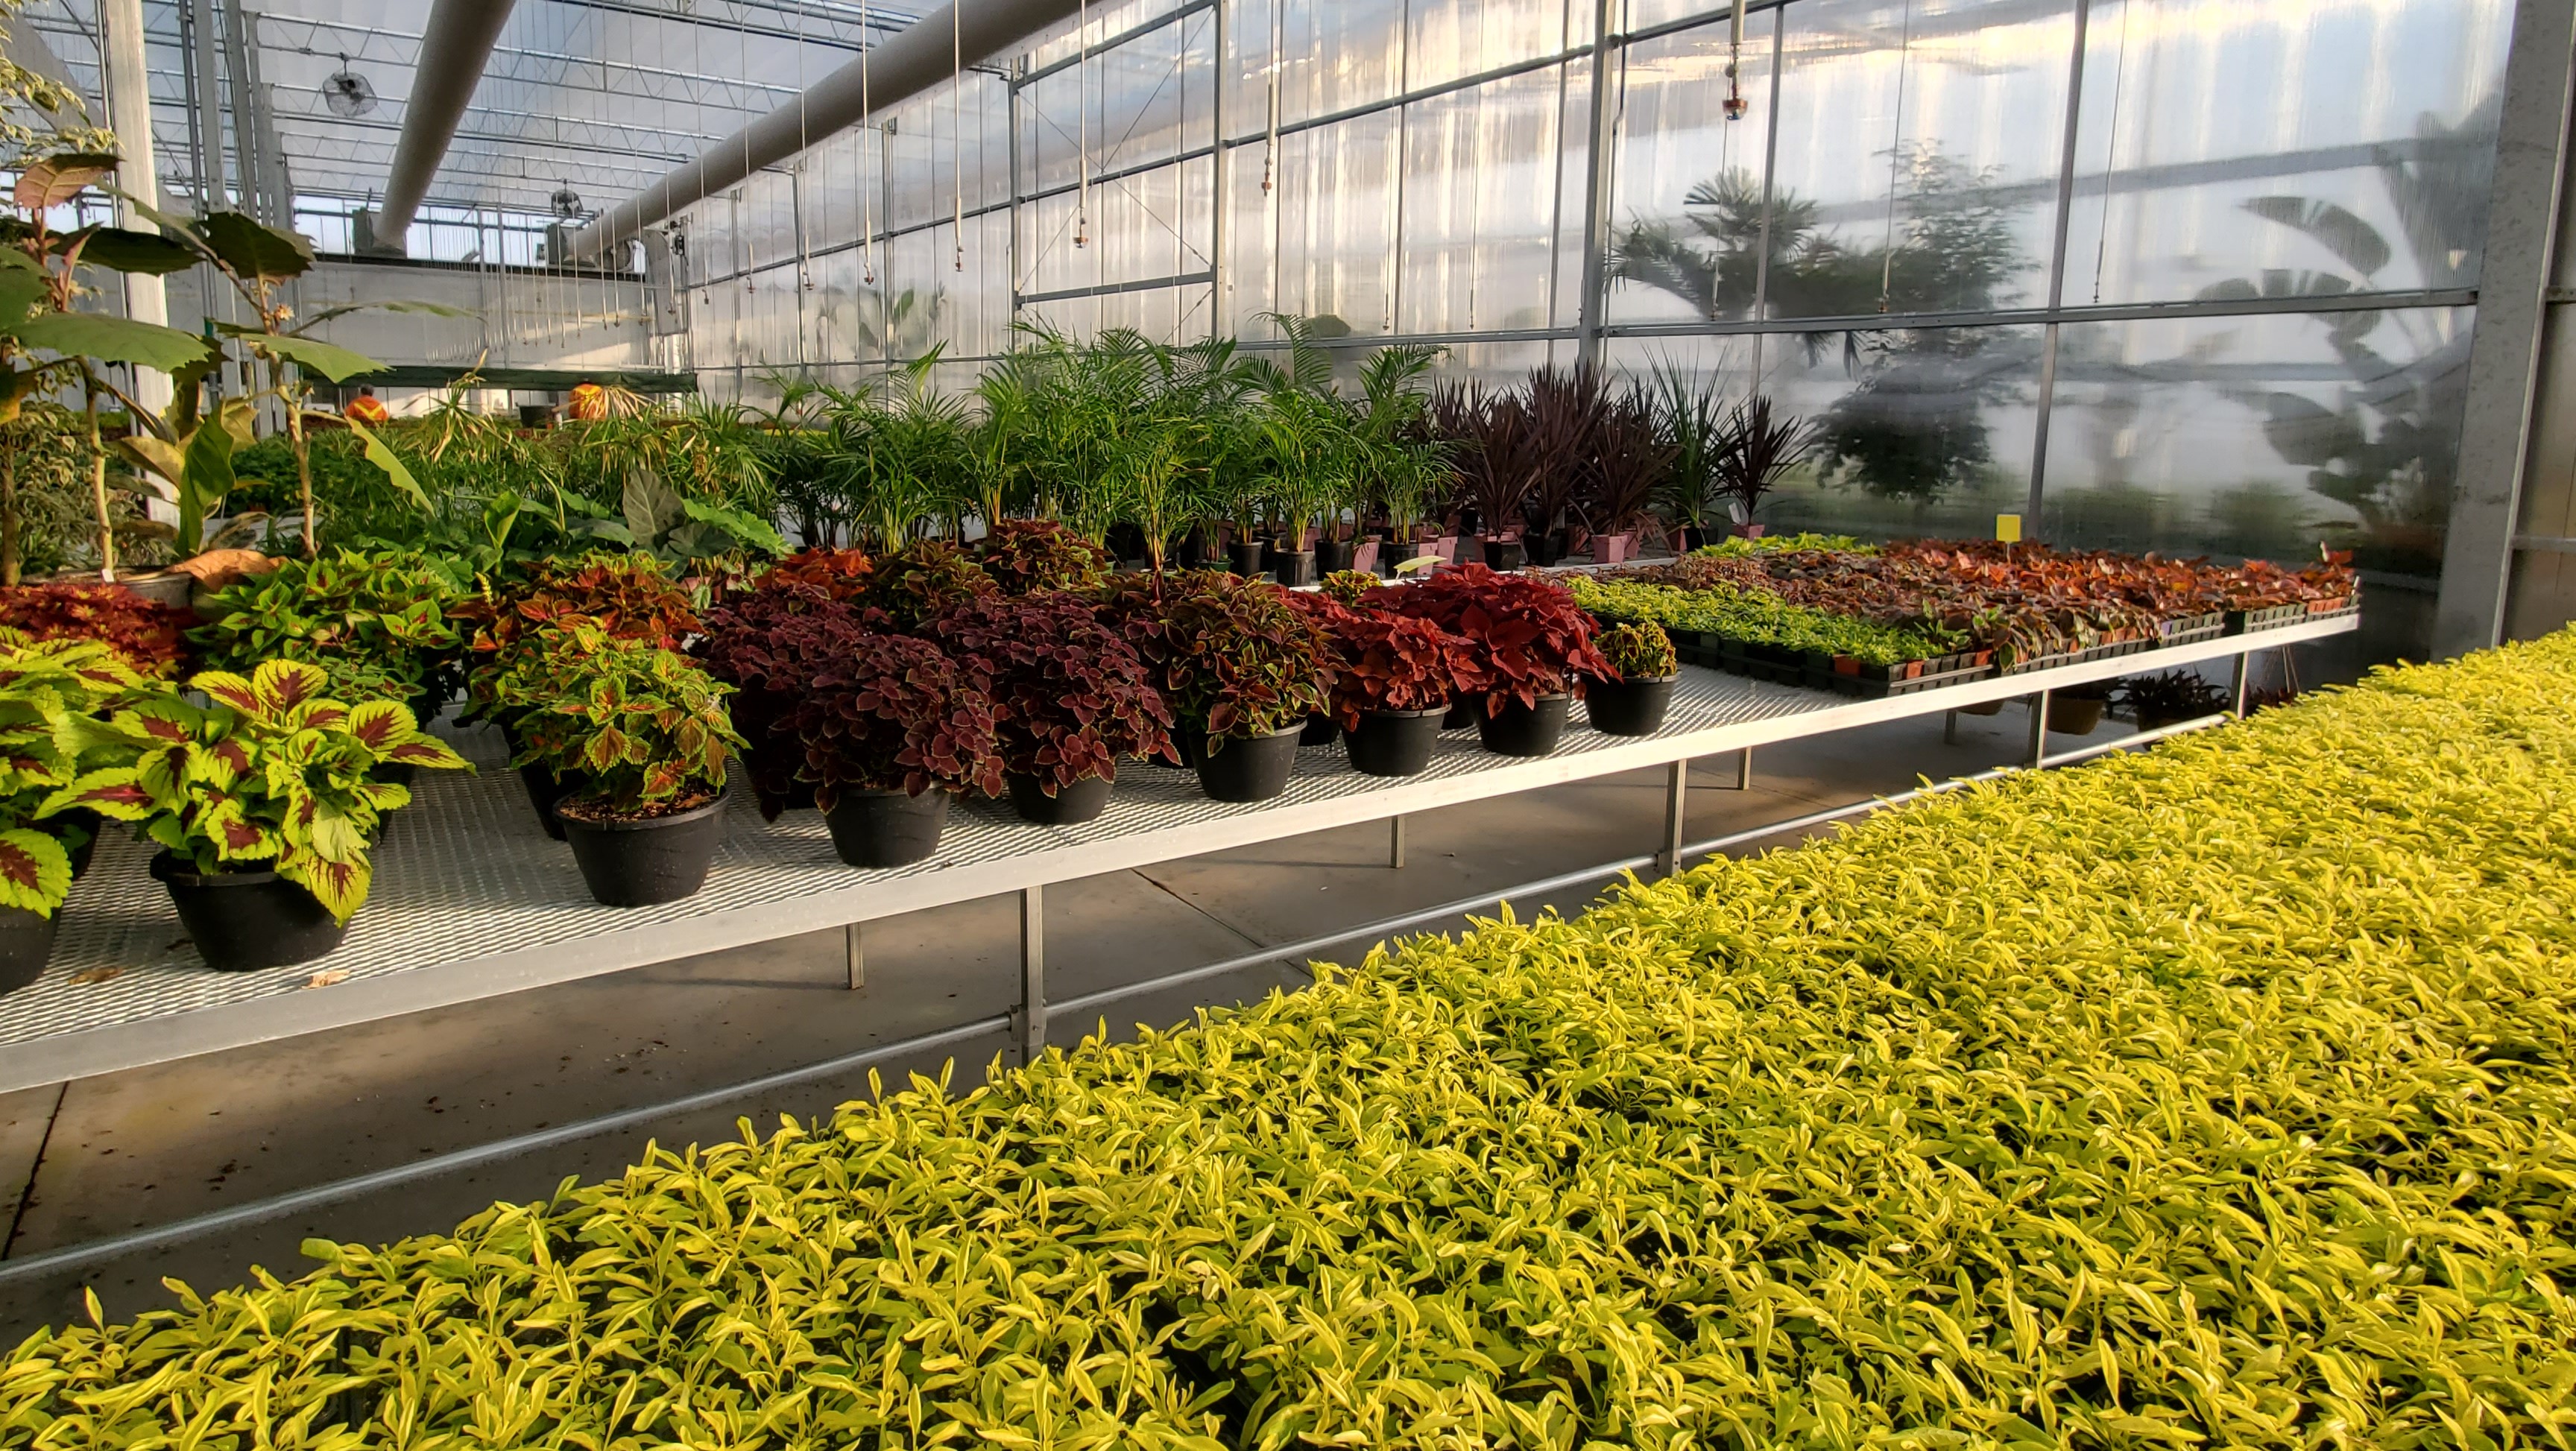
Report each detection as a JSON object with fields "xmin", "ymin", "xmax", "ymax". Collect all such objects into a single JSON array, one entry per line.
[{"xmin": 0, "ymin": 702, "xmax": 2103, "ymax": 1336}]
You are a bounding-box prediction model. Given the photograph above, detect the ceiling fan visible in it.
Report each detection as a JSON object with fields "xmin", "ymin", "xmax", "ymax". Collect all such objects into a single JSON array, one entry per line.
[{"xmin": 322, "ymin": 57, "xmax": 376, "ymax": 118}]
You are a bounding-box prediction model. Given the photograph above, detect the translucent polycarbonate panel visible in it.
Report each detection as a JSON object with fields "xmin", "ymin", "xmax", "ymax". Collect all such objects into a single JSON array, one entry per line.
[
  {"xmin": 1020, "ymin": 7, "xmax": 1215, "ymax": 196},
  {"xmin": 1717, "ymin": 323, "xmax": 2048, "ymax": 542},
  {"xmin": 1763, "ymin": 0, "xmax": 2076, "ymax": 320},
  {"xmin": 873, "ymin": 210, "xmax": 1014, "ymax": 361},
  {"xmin": 2039, "ymin": 307, "xmax": 2472, "ymax": 577},
  {"xmin": 2059, "ymin": 0, "xmax": 2511, "ymax": 307},
  {"xmin": 1023, "ymin": 281, "xmax": 1217, "ymax": 341},
  {"xmin": 1020, "ymin": 156, "xmax": 1216, "ymax": 299},
  {"xmin": 1603, "ymin": 7, "xmax": 1782, "ymax": 326},
  {"xmin": 1396, "ymin": 63, "xmax": 1574, "ymax": 335},
  {"xmin": 880, "ymin": 72, "xmax": 1012, "ymax": 233},
  {"xmin": 1267, "ymin": 109, "xmax": 1402, "ymax": 336},
  {"xmin": 1404, "ymin": 0, "xmax": 1579, "ymax": 93},
  {"xmin": 1228, "ymin": 0, "xmax": 1407, "ymax": 130},
  {"xmin": 1029, "ymin": 0, "xmax": 1196, "ymax": 70}
]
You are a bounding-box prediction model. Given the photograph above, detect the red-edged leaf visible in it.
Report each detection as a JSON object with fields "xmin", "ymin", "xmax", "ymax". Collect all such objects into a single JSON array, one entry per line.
[
  {"xmin": 344, "ymin": 699, "xmax": 411, "ymax": 750},
  {"xmin": 384, "ymin": 738, "xmax": 467, "ymax": 768},
  {"xmin": 195, "ymin": 671, "xmax": 261, "ymax": 714}
]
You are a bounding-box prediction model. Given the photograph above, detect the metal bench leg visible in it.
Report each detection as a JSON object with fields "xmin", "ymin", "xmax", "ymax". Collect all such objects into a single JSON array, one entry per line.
[
  {"xmin": 2230, "ymin": 651, "xmax": 2253, "ymax": 717},
  {"xmin": 1388, "ymin": 815, "xmax": 1406, "ymax": 869},
  {"xmin": 1017, "ymin": 887, "xmax": 1046, "ymax": 1066},
  {"xmin": 2027, "ymin": 689, "xmax": 2051, "ymax": 767},
  {"xmin": 1656, "ymin": 759, "xmax": 1688, "ymax": 876},
  {"xmin": 1945, "ymin": 709, "xmax": 1960, "ymax": 745},
  {"xmin": 844, "ymin": 921, "xmax": 864, "ymax": 990},
  {"xmin": 1733, "ymin": 747, "xmax": 1754, "ymax": 790}
]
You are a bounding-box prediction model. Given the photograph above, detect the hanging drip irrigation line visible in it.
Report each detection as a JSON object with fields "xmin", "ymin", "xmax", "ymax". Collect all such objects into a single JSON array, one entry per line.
[
  {"xmin": 952, "ymin": 0, "xmax": 965, "ymax": 271},
  {"xmin": 1723, "ymin": 0, "xmax": 1747, "ymax": 119},
  {"xmin": 1262, "ymin": 0, "xmax": 1281, "ymax": 194},
  {"xmin": 795, "ymin": 0, "xmax": 812, "ymax": 292},
  {"xmin": 2092, "ymin": 0, "xmax": 2134, "ymax": 305},
  {"xmin": 860, "ymin": 0, "xmax": 877, "ymax": 285},
  {"xmin": 1074, "ymin": 0, "xmax": 1091, "ymax": 246},
  {"xmin": 1877, "ymin": 0, "xmax": 1915, "ymax": 314},
  {"xmin": 742, "ymin": 1, "xmax": 758, "ymax": 293}
]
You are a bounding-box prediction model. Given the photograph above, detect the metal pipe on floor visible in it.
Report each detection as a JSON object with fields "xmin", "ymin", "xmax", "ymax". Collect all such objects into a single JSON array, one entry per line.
[
  {"xmin": 373, "ymin": 0, "xmax": 520, "ymax": 248},
  {"xmin": 561, "ymin": 0, "xmax": 1084, "ymax": 262}
]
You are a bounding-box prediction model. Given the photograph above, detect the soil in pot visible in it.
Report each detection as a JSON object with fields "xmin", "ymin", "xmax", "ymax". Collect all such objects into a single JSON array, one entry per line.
[
  {"xmin": 824, "ymin": 788, "xmax": 953, "ymax": 867},
  {"xmin": 1345, "ymin": 707, "xmax": 1444, "ymax": 777},
  {"xmin": 1008, "ymin": 771, "xmax": 1113, "ymax": 825},
  {"xmin": 1478, "ymin": 694, "xmax": 1572, "ymax": 757},
  {"xmin": 1227, "ymin": 540, "xmax": 1268, "ymax": 578},
  {"xmin": 2046, "ymin": 695, "xmax": 2108, "ymax": 736},
  {"xmin": 1195, "ymin": 724, "xmax": 1303, "ymax": 803},
  {"xmin": 1585, "ymin": 675, "xmax": 1677, "ymax": 737},
  {"xmin": 151, "ymin": 853, "xmax": 347, "ymax": 971},
  {"xmin": 1481, "ymin": 537, "xmax": 1527, "ymax": 571},
  {"xmin": 0, "ymin": 905, "xmax": 59, "ymax": 996},
  {"xmin": 557, "ymin": 792, "xmax": 727, "ymax": 907}
]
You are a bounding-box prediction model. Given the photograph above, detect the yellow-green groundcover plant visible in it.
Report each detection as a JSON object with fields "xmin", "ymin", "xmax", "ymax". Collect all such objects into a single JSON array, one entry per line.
[{"xmin": 9, "ymin": 633, "xmax": 2576, "ymax": 1448}]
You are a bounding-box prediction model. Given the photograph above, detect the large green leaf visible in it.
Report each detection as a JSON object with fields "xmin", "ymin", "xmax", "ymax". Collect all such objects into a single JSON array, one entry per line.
[
  {"xmin": 70, "ymin": 226, "xmax": 201, "ymax": 276},
  {"xmin": 0, "ymin": 264, "xmax": 47, "ymax": 329},
  {"xmin": 12, "ymin": 312, "xmax": 215, "ymax": 371},
  {"xmin": 338, "ymin": 414, "xmax": 429, "ymax": 509},
  {"xmin": 199, "ymin": 211, "xmax": 315, "ymax": 282},
  {"xmin": 250, "ymin": 331, "xmax": 387, "ymax": 382}
]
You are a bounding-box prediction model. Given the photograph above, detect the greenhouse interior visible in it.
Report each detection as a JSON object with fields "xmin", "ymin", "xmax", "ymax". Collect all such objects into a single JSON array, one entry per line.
[{"xmin": 0, "ymin": 0, "xmax": 2572, "ymax": 1439}]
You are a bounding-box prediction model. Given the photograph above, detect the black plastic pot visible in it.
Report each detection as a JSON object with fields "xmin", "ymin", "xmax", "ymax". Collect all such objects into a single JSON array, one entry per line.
[
  {"xmin": 56, "ymin": 808, "xmax": 101, "ymax": 879},
  {"xmin": 0, "ymin": 905, "xmax": 59, "ymax": 997},
  {"xmin": 824, "ymin": 788, "xmax": 952, "ymax": 867},
  {"xmin": 1160, "ymin": 720, "xmax": 1206, "ymax": 768},
  {"xmin": 1345, "ymin": 706, "xmax": 1444, "ymax": 777},
  {"xmin": 1008, "ymin": 772, "xmax": 1111, "ymax": 825},
  {"xmin": 152, "ymin": 853, "xmax": 346, "ymax": 972},
  {"xmin": 1316, "ymin": 539, "xmax": 1355, "ymax": 573},
  {"xmin": 558, "ymin": 795, "xmax": 727, "ymax": 907},
  {"xmin": 1524, "ymin": 530, "xmax": 1573, "ymax": 567},
  {"xmin": 1273, "ymin": 549, "xmax": 1319, "ymax": 587},
  {"xmin": 1477, "ymin": 693, "xmax": 1571, "ymax": 757},
  {"xmin": 2046, "ymin": 695, "xmax": 2107, "ymax": 736},
  {"xmin": 1300, "ymin": 712, "xmax": 1340, "ymax": 745},
  {"xmin": 1442, "ymin": 697, "xmax": 1478, "ymax": 730},
  {"xmin": 519, "ymin": 761, "xmax": 581, "ymax": 840},
  {"xmin": 1228, "ymin": 540, "xmax": 1268, "ymax": 577},
  {"xmin": 372, "ymin": 760, "xmax": 418, "ymax": 792},
  {"xmin": 1585, "ymin": 675, "xmax": 1677, "ymax": 737},
  {"xmin": 1481, "ymin": 537, "xmax": 1527, "ymax": 570},
  {"xmin": 1195, "ymin": 724, "xmax": 1302, "ymax": 803}
]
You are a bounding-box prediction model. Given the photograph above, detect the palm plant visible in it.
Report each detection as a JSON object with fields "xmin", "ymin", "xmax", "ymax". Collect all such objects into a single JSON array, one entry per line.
[{"xmin": 1351, "ymin": 344, "xmax": 1446, "ymax": 543}]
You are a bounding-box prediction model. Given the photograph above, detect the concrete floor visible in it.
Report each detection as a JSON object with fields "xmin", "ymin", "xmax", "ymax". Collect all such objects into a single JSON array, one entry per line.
[{"xmin": 0, "ymin": 701, "xmax": 2130, "ymax": 1338}]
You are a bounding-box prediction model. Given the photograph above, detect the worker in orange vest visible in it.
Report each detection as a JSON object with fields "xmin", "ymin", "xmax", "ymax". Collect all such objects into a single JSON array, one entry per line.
[
  {"xmin": 566, "ymin": 379, "xmax": 607, "ymax": 422},
  {"xmin": 344, "ymin": 386, "xmax": 390, "ymax": 424}
]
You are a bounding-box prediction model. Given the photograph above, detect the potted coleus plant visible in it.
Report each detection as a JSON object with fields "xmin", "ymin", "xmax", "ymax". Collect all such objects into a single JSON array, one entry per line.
[
  {"xmin": 1313, "ymin": 597, "xmax": 1484, "ymax": 777},
  {"xmin": 1101, "ymin": 570, "xmax": 1332, "ymax": 803},
  {"xmin": 48, "ymin": 660, "xmax": 467, "ymax": 971},
  {"xmin": 0, "ymin": 581, "xmax": 195, "ymax": 677},
  {"xmin": 190, "ymin": 548, "xmax": 467, "ymax": 724},
  {"xmin": 926, "ymin": 593, "xmax": 1171, "ymax": 826},
  {"xmin": 866, "ymin": 538, "xmax": 1000, "ymax": 628},
  {"xmin": 0, "ymin": 636, "xmax": 148, "ymax": 991},
  {"xmin": 506, "ymin": 625, "xmax": 745, "ymax": 908},
  {"xmin": 1385, "ymin": 563, "xmax": 1609, "ymax": 758},
  {"xmin": 788, "ymin": 627, "xmax": 1005, "ymax": 867},
  {"xmin": 1585, "ymin": 621, "xmax": 1680, "ymax": 737},
  {"xmin": 697, "ymin": 579, "xmax": 883, "ymax": 818},
  {"xmin": 975, "ymin": 519, "xmax": 1112, "ymax": 597}
]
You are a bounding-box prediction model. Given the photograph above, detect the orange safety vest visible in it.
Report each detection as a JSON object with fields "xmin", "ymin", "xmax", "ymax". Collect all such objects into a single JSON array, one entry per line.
[
  {"xmin": 566, "ymin": 383, "xmax": 607, "ymax": 422},
  {"xmin": 344, "ymin": 395, "xmax": 389, "ymax": 424}
]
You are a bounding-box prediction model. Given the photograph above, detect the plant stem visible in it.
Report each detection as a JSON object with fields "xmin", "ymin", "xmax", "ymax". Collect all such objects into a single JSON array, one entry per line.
[
  {"xmin": 279, "ymin": 355, "xmax": 318, "ymax": 559},
  {"xmin": 81, "ymin": 373, "xmax": 115, "ymax": 582},
  {"xmin": 1, "ymin": 437, "xmax": 19, "ymax": 587}
]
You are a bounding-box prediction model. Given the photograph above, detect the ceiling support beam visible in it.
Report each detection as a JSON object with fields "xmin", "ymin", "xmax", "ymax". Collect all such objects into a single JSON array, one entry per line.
[
  {"xmin": 372, "ymin": 0, "xmax": 518, "ymax": 251},
  {"xmin": 561, "ymin": 0, "xmax": 1077, "ymax": 262}
]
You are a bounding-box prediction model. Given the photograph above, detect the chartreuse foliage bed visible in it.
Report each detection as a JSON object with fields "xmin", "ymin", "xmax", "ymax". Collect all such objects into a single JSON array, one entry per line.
[{"xmin": 7, "ymin": 633, "xmax": 2576, "ymax": 1450}]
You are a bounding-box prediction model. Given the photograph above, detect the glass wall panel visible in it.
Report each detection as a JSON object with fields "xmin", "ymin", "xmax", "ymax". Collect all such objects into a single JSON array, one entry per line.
[
  {"xmin": 1397, "ymin": 63, "xmax": 1570, "ymax": 334},
  {"xmin": 1021, "ymin": 157, "xmax": 1215, "ymax": 300},
  {"xmin": 1269, "ymin": 110, "xmax": 1401, "ymax": 335},
  {"xmin": 1405, "ymin": 0, "xmax": 1576, "ymax": 94},
  {"xmin": 1603, "ymin": 9, "xmax": 1782, "ymax": 326},
  {"xmin": 1764, "ymin": 0, "xmax": 2074, "ymax": 320},
  {"xmin": 2039, "ymin": 306, "xmax": 2472, "ymax": 577},
  {"xmin": 2059, "ymin": 0, "xmax": 2513, "ymax": 307},
  {"xmin": 1227, "ymin": 0, "xmax": 1407, "ymax": 129},
  {"xmin": 1020, "ymin": 10, "xmax": 1213, "ymax": 197}
]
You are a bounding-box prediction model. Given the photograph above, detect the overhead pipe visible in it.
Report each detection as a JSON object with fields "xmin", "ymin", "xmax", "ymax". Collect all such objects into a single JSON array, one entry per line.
[
  {"xmin": 560, "ymin": 0, "xmax": 1080, "ymax": 264},
  {"xmin": 373, "ymin": 0, "xmax": 519, "ymax": 247}
]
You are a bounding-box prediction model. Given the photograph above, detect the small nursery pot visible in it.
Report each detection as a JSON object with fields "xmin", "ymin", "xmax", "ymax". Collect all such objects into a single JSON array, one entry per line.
[
  {"xmin": 1273, "ymin": 549, "xmax": 1319, "ymax": 587},
  {"xmin": 1477, "ymin": 694, "xmax": 1572, "ymax": 757},
  {"xmin": 151, "ymin": 853, "xmax": 346, "ymax": 972},
  {"xmin": 1524, "ymin": 531, "xmax": 1573, "ymax": 568},
  {"xmin": 825, "ymin": 788, "xmax": 953, "ymax": 867},
  {"xmin": 1195, "ymin": 723, "xmax": 1303, "ymax": 803},
  {"xmin": 0, "ymin": 906, "xmax": 60, "ymax": 998},
  {"xmin": 2045, "ymin": 695, "xmax": 2107, "ymax": 736},
  {"xmin": 1007, "ymin": 772, "xmax": 1112, "ymax": 826},
  {"xmin": 1227, "ymin": 541, "xmax": 1269, "ymax": 578},
  {"xmin": 1301, "ymin": 712, "xmax": 1341, "ymax": 745},
  {"xmin": 519, "ymin": 760, "xmax": 583, "ymax": 840},
  {"xmin": 1589, "ymin": 532, "xmax": 1636, "ymax": 566},
  {"xmin": 1315, "ymin": 538, "xmax": 1355, "ymax": 574},
  {"xmin": 1441, "ymin": 696, "xmax": 1478, "ymax": 730},
  {"xmin": 1585, "ymin": 674, "xmax": 1677, "ymax": 737},
  {"xmin": 558, "ymin": 794, "xmax": 727, "ymax": 908},
  {"xmin": 1345, "ymin": 706, "xmax": 1445, "ymax": 777},
  {"xmin": 1481, "ymin": 537, "xmax": 1527, "ymax": 571}
]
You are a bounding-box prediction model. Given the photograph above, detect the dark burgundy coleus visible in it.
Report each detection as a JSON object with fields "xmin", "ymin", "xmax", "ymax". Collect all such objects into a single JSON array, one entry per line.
[
  {"xmin": 1371, "ymin": 563, "xmax": 1609, "ymax": 713},
  {"xmin": 786, "ymin": 628, "xmax": 1005, "ymax": 804},
  {"xmin": 923, "ymin": 592, "xmax": 1174, "ymax": 795},
  {"xmin": 1097, "ymin": 571, "xmax": 1332, "ymax": 740},
  {"xmin": 695, "ymin": 587, "xmax": 891, "ymax": 818}
]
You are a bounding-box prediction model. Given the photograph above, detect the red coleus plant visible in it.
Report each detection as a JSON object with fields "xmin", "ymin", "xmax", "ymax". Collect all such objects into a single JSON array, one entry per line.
[
  {"xmin": 1099, "ymin": 570, "xmax": 1333, "ymax": 739},
  {"xmin": 1378, "ymin": 563, "xmax": 1608, "ymax": 712},
  {"xmin": 695, "ymin": 589, "xmax": 890, "ymax": 818},
  {"xmin": 867, "ymin": 539, "xmax": 1000, "ymax": 628},
  {"xmin": 975, "ymin": 519, "xmax": 1111, "ymax": 598},
  {"xmin": 1303, "ymin": 596, "xmax": 1485, "ymax": 730},
  {"xmin": 924, "ymin": 593, "xmax": 1173, "ymax": 795},
  {"xmin": 757, "ymin": 547, "xmax": 874, "ymax": 602},
  {"xmin": 467, "ymin": 554, "xmax": 701, "ymax": 660},
  {"xmin": 786, "ymin": 629, "xmax": 1006, "ymax": 803},
  {"xmin": 0, "ymin": 582, "xmax": 193, "ymax": 677}
]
